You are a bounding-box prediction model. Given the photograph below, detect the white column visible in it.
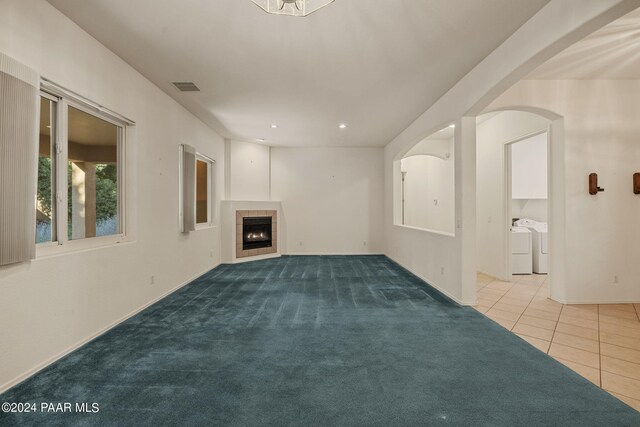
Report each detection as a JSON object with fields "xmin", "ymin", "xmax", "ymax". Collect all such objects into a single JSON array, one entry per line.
[
  {"xmin": 456, "ymin": 117, "xmax": 477, "ymax": 304},
  {"xmin": 71, "ymin": 161, "xmax": 96, "ymax": 239}
]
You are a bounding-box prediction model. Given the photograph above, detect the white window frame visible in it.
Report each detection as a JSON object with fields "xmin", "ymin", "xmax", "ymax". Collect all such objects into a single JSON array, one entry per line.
[
  {"xmin": 36, "ymin": 82, "xmax": 133, "ymax": 257},
  {"xmin": 195, "ymin": 153, "xmax": 215, "ymax": 230}
]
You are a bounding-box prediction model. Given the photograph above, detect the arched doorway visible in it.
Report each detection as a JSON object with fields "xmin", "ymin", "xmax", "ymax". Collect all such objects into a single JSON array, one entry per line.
[{"xmin": 474, "ymin": 107, "xmax": 565, "ymax": 308}]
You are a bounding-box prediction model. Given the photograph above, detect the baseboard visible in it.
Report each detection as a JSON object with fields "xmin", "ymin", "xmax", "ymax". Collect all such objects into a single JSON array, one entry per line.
[
  {"xmin": 283, "ymin": 252, "xmax": 385, "ymax": 256},
  {"xmin": 0, "ymin": 263, "xmax": 220, "ymax": 395},
  {"xmin": 554, "ymin": 298, "xmax": 640, "ymax": 305},
  {"xmin": 383, "ymin": 254, "xmax": 473, "ymax": 306},
  {"xmin": 228, "ymin": 253, "xmax": 281, "ymax": 264}
]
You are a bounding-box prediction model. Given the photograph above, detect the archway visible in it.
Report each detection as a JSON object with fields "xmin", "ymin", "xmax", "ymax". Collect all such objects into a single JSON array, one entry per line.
[
  {"xmin": 393, "ymin": 124, "xmax": 456, "ymax": 236},
  {"xmin": 474, "ymin": 106, "xmax": 565, "ymax": 308}
]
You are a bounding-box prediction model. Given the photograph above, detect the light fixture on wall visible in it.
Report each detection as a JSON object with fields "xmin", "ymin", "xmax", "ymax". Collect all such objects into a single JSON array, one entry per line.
[{"xmin": 251, "ymin": 0, "xmax": 335, "ymax": 17}]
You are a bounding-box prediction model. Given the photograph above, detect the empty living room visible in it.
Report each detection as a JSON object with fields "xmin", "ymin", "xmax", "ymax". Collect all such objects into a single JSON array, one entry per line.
[{"xmin": 2, "ymin": 0, "xmax": 640, "ymax": 425}]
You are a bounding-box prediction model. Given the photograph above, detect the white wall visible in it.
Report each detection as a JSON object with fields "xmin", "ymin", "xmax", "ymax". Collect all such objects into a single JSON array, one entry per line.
[
  {"xmin": 400, "ymin": 153, "xmax": 455, "ymax": 234},
  {"xmin": 511, "ymin": 132, "xmax": 548, "ymax": 200},
  {"xmin": 476, "ymin": 111, "xmax": 549, "ymax": 279},
  {"xmin": 271, "ymin": 147, "xmax": 384, "ymax": 255},
  {"xmin": 512, "ymin": 199, "xmax": 548, "ymax": 223},
  {"xmin": 489, "ymin": 79, "xmax": 640, "ymax": 303},
  {"xmin": 0, "ymin": 0, "xmax": 225, "ymax": 392},
  {"xmin": 227, "ymin": 140, "xmax": 270, "ymax": 201}
]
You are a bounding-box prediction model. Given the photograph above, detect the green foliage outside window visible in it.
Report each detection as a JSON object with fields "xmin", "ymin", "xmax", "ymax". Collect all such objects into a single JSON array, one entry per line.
[{"xmin": 37, "ymin": 158, "xmax": 118, "ymax": 222}]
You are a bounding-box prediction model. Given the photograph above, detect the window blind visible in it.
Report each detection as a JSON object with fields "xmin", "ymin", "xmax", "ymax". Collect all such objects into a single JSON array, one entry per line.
[
  {"xmin": 0, "ymin": 53, "xmax": 39, "ymax": 266},
  {"xmin": 180, "ymin": 144, "xmax": 196, "ymax": 233}
]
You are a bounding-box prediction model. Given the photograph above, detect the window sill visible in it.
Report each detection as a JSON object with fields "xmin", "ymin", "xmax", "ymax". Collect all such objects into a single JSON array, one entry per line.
[
  {"xmin": 194, "ymin": 224, "xmax": 218, "ymax": 231},
  {"xmin": 35, "ymin": 235, "xmax": 134, "ymax": 259},
  {"xmin": 393, "ymin": 223, "xmax": 456, "ymax": 238}
]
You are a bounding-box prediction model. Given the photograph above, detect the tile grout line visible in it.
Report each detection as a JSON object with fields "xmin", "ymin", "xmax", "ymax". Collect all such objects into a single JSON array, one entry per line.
[
  {"xmin": 548, "ymin": 303, "xmax": 564, "ymax": 354},
  {"xmin": 477, "ymin": 277, "xmax": 511, "ymax": 314},
  {"xmin": 559, "ymin": 306, "xmax": 640, "ymax": 386},
  {"xmin": 607, "ymin": 390, "xmax": 640, "ymax": 405},
  {"xmin": 597, "ymin": 304, "xmax": 602, "ymax": 388},
  {"xmin": 507, "ymin": 281, "xmax": 540, "ymax": 332}
]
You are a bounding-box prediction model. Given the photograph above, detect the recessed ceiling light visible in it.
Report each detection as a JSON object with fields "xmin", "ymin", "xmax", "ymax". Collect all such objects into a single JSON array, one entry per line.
[
  {"xmin": 339, "ymin": 123, "xmax": 347, "ymax": 129},
  {"xmin": 257, "ymin": 138, "xmax": 265, "ymax": 142},
  {"xmin": 271, "ymin": 124, "xmax": 278, "ymax": 129}
]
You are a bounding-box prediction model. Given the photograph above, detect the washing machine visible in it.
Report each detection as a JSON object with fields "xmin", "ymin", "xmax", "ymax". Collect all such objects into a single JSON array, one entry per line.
[
  {"xmin": 511, "ymin": 226, "xmax": 532, "ymax": 275},
  {"xmin": 514, "ymin": 219, "xmax": 548, "ymax": 274}
]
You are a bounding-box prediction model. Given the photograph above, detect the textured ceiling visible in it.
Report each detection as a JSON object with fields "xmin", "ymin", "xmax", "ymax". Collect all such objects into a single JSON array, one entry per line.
[{"xmin": 48, "ymin": 0, "xmax": 550, "ymax": 147}]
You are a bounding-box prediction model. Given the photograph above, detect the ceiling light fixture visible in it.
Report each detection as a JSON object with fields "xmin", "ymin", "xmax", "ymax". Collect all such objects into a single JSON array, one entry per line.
[
  {"xmin": 338, "ymin": 123, "xmax": 347, "ymax": 129},
  {"xmin": 251, "ymin": 0, "xmax": 335, "ymax": 17},
  {"xmin": 271, "ymin": 124, "xmax": 278, "ymax": 129},
  {"xmin": 257, "ymin": 138, "xmax": 266, "ymax": 142}
]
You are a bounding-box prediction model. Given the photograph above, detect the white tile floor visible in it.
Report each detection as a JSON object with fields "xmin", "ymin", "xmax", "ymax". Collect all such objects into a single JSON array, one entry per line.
[{"xmin": 474, "ymin": 272, "xmax": 640, "ymax": 412}]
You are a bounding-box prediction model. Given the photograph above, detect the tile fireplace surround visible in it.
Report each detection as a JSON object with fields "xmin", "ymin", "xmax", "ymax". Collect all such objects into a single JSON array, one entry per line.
[
  {"xmin": 236, "ymin": 210, "xmax": 277, "ymax": 259},
  {"xmin": 220, "ymin": 201, "xmax": 282, "ymax": 264}
]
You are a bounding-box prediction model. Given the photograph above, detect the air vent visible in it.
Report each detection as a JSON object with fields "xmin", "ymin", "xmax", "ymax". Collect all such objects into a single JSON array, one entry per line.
[{"xmin": 172, "ymin": 82, "xmax": 200, "ymax": 92}]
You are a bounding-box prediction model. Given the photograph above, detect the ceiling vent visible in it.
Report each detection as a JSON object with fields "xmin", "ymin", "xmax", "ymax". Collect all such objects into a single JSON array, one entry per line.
[{"xmin": 172, "ymin": 82, "xmax": 200, "ymax": 92}]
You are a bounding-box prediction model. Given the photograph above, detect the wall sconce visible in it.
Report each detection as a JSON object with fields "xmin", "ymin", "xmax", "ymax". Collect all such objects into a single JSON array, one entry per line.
[
  {"xmin": 589, "ymin": 173, "xmax": 604, "ymax": 195},
  {"xmin": 634, "ymin": 173, "xmax": 640, "ymax": 195}
]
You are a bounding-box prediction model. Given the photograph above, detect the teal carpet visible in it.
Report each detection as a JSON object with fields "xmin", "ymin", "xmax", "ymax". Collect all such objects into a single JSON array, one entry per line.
[{"xmin": 1, "ymin": 255, "xmax": 638, "ymax": 426}]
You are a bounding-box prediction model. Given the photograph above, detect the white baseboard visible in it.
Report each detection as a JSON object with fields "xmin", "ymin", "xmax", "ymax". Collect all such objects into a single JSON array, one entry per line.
[
  {"xmin": 554, "ymin": 298, "xmax": 640, "ymax": 305},
  {"xmin": 383, "ymin": 254, "xmax": 473, "ymax": 306},
  {"xmin": 229, "ymin": 253, "xmax": 281, "ymax": 264},
  {"xmin": 0, "ymin": 263, "xmax": 220, "ymax": 395},
  {"xmin": 283, "ymin": 252, "xmax": 385, "ymax": 256}
]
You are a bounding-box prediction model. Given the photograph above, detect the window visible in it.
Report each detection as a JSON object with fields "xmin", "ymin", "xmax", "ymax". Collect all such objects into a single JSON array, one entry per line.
[
  {"xmin": 179, "ymin": 145, "xmax": 214, "ymax": 232},
  {"xmin": 67, "ymin": 106, "xmax": 121, "ymax": 240},
  {"xmin": 36, "ymin": 95, "xmax": 57, "ymax": 244},
  {"xmin": 36, "ymin": 89, "xmax": 128, "ymax": 249},
  {"xmin": 195, "ymin": 157, "xmax": 211, "ymax": 225},
  {"xmin": 195, "ymin": 155, "xmax": 214, "ymax": 227}
]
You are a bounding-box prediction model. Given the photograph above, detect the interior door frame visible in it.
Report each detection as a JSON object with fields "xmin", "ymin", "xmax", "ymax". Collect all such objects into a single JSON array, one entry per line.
[{"xmin": 503, "ymin": 128, "xmax": 549, "ymax": 280}]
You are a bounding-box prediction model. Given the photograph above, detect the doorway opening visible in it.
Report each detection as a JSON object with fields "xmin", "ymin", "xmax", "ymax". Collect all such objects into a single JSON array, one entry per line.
[{"xmin": 475, "ymin": 110, "xmax": 552, "ymax": 289}]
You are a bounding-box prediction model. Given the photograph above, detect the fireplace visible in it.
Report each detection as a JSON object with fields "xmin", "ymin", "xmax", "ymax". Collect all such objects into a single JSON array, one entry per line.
[
  {"xmin": 235, "ymin": 209, "xmax": 277, "ymax": 259},
  {"xmin": 243, "ymin": 216, "xmax": 273, "ymax": 250}
]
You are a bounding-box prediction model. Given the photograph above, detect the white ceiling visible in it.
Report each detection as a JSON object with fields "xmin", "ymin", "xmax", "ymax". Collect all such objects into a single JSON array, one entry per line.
[
  {"xmin": 48, "ymin": 0, "xmax": 549, "ymax": 147},
  {"xmin": 528, "ymin": 7, "xmax": 640, "ymax": 79}
]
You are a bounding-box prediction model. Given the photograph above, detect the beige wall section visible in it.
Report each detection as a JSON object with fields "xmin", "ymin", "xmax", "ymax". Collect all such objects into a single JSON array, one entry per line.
[
  {"xmin": 488, "ymin": 80, "xmax": 640, "ymax": 303},
  {"xmin": 271, "ymin": 147, "xmax": 384, "ymax": 255},
  {"xmin": 0, "ymin": 0, "xmax": 225, "ymax": 392},
  {"xmin": 228, "ymin": 140, "xmax": 271, "ymax": 201},
  {"xmin": 400, "ymin": 152, "xmax": 455, "ymax": 234},
  {"xmin": 226, "ymin": 142, "xmax": 384, "ymax": 255}
]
